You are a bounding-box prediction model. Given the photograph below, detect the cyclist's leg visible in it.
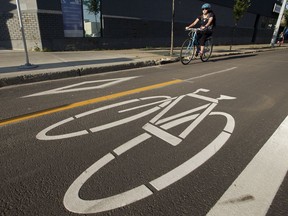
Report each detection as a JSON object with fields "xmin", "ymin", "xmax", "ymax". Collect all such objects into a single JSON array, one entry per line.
[
  {"xmin": 199, "ymin": 31, "xmax": 212, "ymax": 56},
  {"xmin": 195, "ymin": 32, "xmax": 202, "ymax": 56}
]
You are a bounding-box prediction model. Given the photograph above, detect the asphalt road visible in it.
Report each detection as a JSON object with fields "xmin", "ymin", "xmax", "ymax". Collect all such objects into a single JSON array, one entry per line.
[{"xmin": 1, "ymin": 50, "xmax": 288, "ymax": 216}]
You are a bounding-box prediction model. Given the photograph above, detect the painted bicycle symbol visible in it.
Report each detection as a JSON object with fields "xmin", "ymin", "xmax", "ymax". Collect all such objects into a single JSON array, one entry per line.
[{"xmin": 36, "ymin": 88, "xmax": 236, "ymax": 214}]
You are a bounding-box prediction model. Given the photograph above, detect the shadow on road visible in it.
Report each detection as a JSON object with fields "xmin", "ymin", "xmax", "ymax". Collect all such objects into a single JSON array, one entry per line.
[{"xmin": 210, "ymin": 54, "xmax": 257, "ymax": 62}]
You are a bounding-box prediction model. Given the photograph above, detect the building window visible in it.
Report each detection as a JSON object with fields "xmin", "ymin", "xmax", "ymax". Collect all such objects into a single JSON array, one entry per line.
[{"xmin": 83, "ymin": 0, "xmax": 102, "ymax": 37}]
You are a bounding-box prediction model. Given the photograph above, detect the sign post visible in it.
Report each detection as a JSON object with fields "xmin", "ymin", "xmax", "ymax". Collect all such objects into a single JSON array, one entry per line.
[
  {"xmin": 16, "ymin": 0, "xmax": 37, "ymax": 69},
  {"xmin": 270, "ymin": 0, "xmax": 287, "ymax": 47}
]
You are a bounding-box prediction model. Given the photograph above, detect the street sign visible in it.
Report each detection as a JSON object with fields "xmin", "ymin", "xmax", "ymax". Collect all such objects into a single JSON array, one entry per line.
[{"xmin": 273, "ymin": 3, "xmax": 281, "ymax": 13}]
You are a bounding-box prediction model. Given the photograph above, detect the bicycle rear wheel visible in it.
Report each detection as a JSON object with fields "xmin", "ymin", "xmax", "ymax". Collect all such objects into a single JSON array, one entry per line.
[
  {"xmin": 180, "ymin": 39, "xmax": 196, "ymax": 65},
  {"xmin": 200, "ymin": 38, "xmax": 213, "ymax": 62}
]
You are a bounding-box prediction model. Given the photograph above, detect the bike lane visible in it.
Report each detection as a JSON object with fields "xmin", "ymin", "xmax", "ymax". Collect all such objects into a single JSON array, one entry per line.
[{"xmin": 1, "ymin": 55, "xmax": 288, "ymax": 215}]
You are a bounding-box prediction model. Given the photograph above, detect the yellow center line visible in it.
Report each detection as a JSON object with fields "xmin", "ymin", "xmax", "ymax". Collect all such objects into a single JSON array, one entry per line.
[{"xmin": 0, "ymin": 79, "xmax": 183, "ymax": 126}]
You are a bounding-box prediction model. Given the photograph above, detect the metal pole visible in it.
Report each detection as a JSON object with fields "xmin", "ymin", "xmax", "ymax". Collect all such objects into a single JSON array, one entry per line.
[
  {"xmin": 170, "ymin": 0, "xmax": 175, "ymax": 56},
  {"xmin": 270, "ymin": 0, "xmax": 287, "ymax": 47},
  {"xmin": 16, "ymin": 0, "xmax": 38, "ymax": 69}
]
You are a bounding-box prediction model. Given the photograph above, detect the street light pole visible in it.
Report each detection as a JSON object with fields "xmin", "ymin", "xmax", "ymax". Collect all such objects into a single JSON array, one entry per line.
[
  {"xmin": 270, "ymin": 0, "xmax": 287, "ymax": 47},
  {"xmin": 170, "ymin": 0, "xmax": 175, "ymax": 56},
  {"xmin": 16, "ymin": 0, "xmax": 37, "ymax": 69}
]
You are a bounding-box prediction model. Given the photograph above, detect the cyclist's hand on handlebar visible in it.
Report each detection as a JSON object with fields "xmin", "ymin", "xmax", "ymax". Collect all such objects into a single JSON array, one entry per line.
[{"xmin": 185, "ymin": 26, "xmax": 191, "ymax": 30}]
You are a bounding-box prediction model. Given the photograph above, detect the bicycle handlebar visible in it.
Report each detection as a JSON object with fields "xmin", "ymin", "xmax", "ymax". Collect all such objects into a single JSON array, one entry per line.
[{"xmin": 185, "ymin": 27, "xmax": 201, "ymax": 32}]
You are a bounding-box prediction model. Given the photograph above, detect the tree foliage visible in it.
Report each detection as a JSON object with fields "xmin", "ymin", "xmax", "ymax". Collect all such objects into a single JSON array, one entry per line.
[
  {"xmin": 83, "ymin": 0, "xmax": 100, "ymax": 15},
  {"xmin": 233, "ymin": 0, "xmax": 251, "ymax": 24}
]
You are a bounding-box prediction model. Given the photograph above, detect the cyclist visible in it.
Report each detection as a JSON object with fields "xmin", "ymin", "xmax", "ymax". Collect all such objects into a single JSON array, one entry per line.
[
  {"xmin": 277, "ymin": 32, "xmax": 284, "ymax": 46},
  {"xmin": 186, "ymin": 3, "xmax": 216, "ymax": 57}
]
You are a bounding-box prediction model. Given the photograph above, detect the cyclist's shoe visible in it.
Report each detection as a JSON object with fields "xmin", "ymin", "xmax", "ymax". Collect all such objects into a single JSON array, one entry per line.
[{"xmin": 195, "ymin": 51, "xmax": 199, "ymax": 57}]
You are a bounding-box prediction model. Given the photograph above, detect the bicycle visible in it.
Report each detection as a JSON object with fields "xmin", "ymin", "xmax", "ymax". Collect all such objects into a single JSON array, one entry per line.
[{"xmin": 180, "ymin": 28, "xmax": 213, "ymax": 65}]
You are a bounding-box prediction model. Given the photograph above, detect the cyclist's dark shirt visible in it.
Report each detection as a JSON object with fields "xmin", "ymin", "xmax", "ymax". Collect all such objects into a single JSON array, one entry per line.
[{"xmin": 198, "ymin": 12, "xmax": 215, "ymax": 30}]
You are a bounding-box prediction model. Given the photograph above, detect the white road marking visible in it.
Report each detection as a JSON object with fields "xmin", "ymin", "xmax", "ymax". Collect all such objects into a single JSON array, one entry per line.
[
  {"xmin": 23, "ymin": 76, "xmax": 138, "ymax": 97},
  {"xmin": 63, "ymin": 153, "xmax": 153, "ymax": 214},
  {"xmin": 185, "ymin": 67, "xmax": 237, "ymax": 81},
  {"xmin": 75, "ymin": 99, "xmax": 139, "ymax": 118},
  {"xmin": 180, "ymin": 103, "xmax": 217, "ymax": 139},
  {"xmin": 210, "ymin": 112, "xmax": 235, "ymax": 133},
  {"xmin": 155, "ymin": 104, "xmax": 208, "ymax": 125},
  {"xmin": 113, "ymin": 133, "xmax": 151, "ymax": 156},
  {"xmin": 119, "ymin": 96, "xmax": 173, "ymax": 113},
  {"xmin": 36, "ymin": 96, "xmax": 171, "ymax": 140},
  {"xmin": 149, "ymin": 96, "xmax": 185, "ymax": 124},
  {"xmin": 143, "ymin": 123, "xmax": 182, "ymax": 146},
  {"xmin": 150, "ymin": 129, "xmax": 232, "ymax": 191},
  {"xmin": 90, "ymin": 107, "xmax": 161, "ymax": 133},
  {"xmin": 63, "ymin": 110, "xmax": 235, "ymax": 214},
  {"xmin": 50, "ymin": 89, "xmax": 237, "ymax": 214},
  {"xmin": 160, "ymin": 114, "xmax": 199, "ymax": 130},
  {"xmin": 207, "ymin": 115, "xmax": 288, "ymax": 216},
  {"xmin": 36, "ymin": 117, "xmax": 89, "ymax": 140}
]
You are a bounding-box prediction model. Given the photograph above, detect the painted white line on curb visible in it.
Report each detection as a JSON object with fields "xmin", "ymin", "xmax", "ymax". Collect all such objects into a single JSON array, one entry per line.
[{"xmin": 207, "ymin": 115, "xmax": 288, "ymax": 216}]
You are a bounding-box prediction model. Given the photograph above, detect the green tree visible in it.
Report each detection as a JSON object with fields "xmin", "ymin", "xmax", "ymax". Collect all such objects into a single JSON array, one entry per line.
[
  {"xmin": 282, "ymin": 10, "xmax": 288, "ymax": 27},
  {"xmin": 230, "ymin": 0, "xmax": 251, "ymax": 50},
  {"xmin": 83, "ymin": 0, "xmax": 100, "ymax": 16}
]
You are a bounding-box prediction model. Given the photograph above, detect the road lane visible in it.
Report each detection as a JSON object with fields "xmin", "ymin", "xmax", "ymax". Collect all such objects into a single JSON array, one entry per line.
[{"xmin": 1, "ymin": 49, "xmax": 288, "ymax": 215}]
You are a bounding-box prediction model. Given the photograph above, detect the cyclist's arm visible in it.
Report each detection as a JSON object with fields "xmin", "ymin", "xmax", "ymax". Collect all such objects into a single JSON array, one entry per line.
[{"xmin": 186, "ymin": 18, "xmax": 199, "ymax": 28}]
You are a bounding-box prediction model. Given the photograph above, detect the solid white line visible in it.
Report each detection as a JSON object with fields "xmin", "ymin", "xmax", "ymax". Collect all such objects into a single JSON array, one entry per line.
[
  {"xmin": 207, "ymin": 115, "xmax": 288, "ymax": 216},
  {"xmin": 185, "ymin": 67, "xmax": 237, "ymax": 81}
]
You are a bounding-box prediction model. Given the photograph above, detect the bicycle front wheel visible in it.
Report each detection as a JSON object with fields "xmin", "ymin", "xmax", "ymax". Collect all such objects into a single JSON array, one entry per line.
[
  {"xmin": 200, "ymin": 38, "xmax": 213, "ymax": 62},
  {"xmin": 180, "ymin": 39, "xmax": 196, "ymax": 65}
]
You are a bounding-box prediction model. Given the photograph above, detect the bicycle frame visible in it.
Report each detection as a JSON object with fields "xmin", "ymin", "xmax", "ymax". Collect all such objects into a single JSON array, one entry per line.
[{"xmin": 187, "ymin": 28, "xmax": 200, "ymax": 53}]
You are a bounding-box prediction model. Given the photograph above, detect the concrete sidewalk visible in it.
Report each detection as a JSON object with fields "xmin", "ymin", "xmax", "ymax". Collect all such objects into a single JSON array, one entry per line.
[{"xmin": 0, "ymin": 44, "xmax": 287, "ymax": 87}]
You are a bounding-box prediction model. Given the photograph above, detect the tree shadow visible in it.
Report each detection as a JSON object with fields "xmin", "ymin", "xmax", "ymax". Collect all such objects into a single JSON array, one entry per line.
[{"xmin": 0, "ymin": 0, "xmax": 16, "ymax": 49}]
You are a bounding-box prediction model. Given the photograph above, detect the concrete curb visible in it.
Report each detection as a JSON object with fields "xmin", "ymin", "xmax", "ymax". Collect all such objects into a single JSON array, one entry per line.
[{"xmin": 0, "ymin": 60, "xmax": 159, "ymax": 87}]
